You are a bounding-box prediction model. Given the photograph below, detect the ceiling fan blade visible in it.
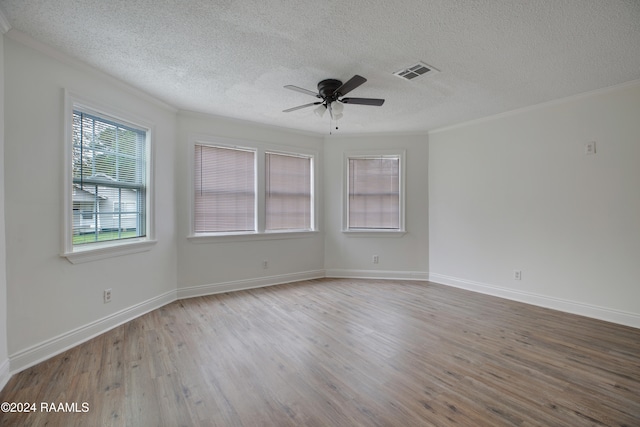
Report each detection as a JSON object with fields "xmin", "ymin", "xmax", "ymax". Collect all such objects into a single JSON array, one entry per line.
[
  {"xmin": 340, "ymin": 97, "xmax": 385, "ymax": 106},
  {"xmin": 334, "ymin": 75, "xmax": 367, "ymax": 97},
  {"xmin": 284, "ymin": 85, "xmax": 319, "ymax": 97},
  {"xmin": 283, "ymin": 102, "xmax": 322, "ymax": 113}
]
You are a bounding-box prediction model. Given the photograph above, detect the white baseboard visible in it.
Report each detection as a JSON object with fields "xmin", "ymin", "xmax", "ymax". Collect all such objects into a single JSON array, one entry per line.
[
  {"xmin": 325, "ymin": 269, "xmax": 429, "ymax": 281},
  {"xmin": 0, "ymin": 358, "xmax": 10, "ymax": 391},
  {"xmin": 429, "ymin": 272, "xmax": 640, "ymax": 329},
  {"xmin": 7, "ymin": 270, "xmax": 327, "ymax": 378},
  {"xmin": 9, "ymin": 289, "xmax": 177, "ymax": 374},
  {"xmin": 7, "ymin": 269, "xmax": 637, "ymax": 384},
  {"xmin": 177, "ymin": 270, "xmax": 326, "ymax": 299}
]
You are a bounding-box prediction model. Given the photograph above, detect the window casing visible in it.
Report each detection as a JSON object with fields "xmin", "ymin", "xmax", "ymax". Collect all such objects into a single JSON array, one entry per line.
[
  {"xmin": 189, "ymin": 136, "xmax": 317, "ymax": 240},
  {"xmin": 63, "ymin": 92, "xmax": 155, "ymax": 263},
  {"xmin": 344, "ymin": 150, "xmax": 405, "ymax": 233}
]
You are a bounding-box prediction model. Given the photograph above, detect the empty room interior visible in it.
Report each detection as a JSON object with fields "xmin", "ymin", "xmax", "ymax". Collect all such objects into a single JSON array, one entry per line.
[{"xmin": 0, "ymin": 1, "xmax": 639, "ymax": 425}]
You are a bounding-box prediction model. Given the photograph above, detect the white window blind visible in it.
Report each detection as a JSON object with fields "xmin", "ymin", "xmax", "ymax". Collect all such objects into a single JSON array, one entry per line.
[
  {"xmin": 194, "ymin": 144, "xmax": 256, "ymax": 233},
  {"xmin": 72, "ymin": 110, "xmax": 147, "ymax": 245},
  {"xmin": 266, "ymin": 152, "xmax": 312, "ymax": 231},
  {"xmin": 348, "ymin": 157, "xmax": 400, "ymax": 229}
]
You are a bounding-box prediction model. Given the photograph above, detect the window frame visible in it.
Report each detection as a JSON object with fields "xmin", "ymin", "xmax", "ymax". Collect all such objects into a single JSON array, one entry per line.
[
  {"xmin": 187, "ymin": 134, "xmax": 318, "ymax": 242},
  {"xmin": 62, "ymin": 91, "xmax": 156, "ymax": 263},
  {"xmin": 343, "ymin": 149, "xmax": 406, "ymax": 236}
]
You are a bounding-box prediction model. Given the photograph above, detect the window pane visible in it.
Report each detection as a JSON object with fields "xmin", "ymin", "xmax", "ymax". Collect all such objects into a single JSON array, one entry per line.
[
  {"xmin": 72, "ymin": 110, "xmax": 146, "ymax": 245},
  {"xmin": 194, "ymin": 145, "xmax": 256, "ymax": 233},
  {"xmin": 348, "ymin": 157, "xmax": 400, "ymax": 229},
  {"xmin": 266, "ymin": 153, "xmax": 312, "ymax": 231}
]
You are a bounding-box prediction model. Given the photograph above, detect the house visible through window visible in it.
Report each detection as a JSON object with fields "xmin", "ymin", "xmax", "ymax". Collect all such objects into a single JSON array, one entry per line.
[
  {"xmin": 72, "ymin": 110, "xmax": 147, "ymax": 245},
  {"xmin": 113, "ymin": 201, "xmax": 137, "ymax": 219},
  {"xmin": 347, "ymin": 154, "xmax": 403, "ymax": 231}
]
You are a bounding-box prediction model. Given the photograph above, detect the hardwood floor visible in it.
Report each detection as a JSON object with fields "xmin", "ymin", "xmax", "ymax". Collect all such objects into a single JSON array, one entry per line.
[{"xmin": 1, "ymin": 278, "xmax": 639, "ymax": 426}]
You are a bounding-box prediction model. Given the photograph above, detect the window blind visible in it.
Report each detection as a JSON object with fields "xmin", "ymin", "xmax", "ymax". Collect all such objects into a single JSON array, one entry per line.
[
  {"xmin": 265, "ymin": 152, "xmax": 312, "ymax": 231},
  {"xmin": 72, "ymin": 110, "xmax": 146, "ymax": 245},
  {"xmin": 348, "ymin": 157, "xmax": 400, "ymax": 229},
  {"xmin": 194, "ymin": 144, "xmax": 256, "ymax": 233}
]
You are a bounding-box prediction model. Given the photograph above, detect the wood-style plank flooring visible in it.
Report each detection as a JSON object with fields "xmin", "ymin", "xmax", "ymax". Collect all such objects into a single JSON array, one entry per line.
[{"xmin": 1, "ymin": 278, "xmax": 639, "ymax": 426}]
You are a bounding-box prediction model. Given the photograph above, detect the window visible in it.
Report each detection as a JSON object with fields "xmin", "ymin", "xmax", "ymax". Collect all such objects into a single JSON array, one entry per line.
[
  {"xmin": 194, "ymin": 144, "xmax": 256, "ymax": 233},
  {"xmin": 266, "ymin": 152, "xmax": 313, "ymax": 231},
  {"xmin": 63, "ymin": 92, "xmax": 154, "ymax": 263},
  {"xmin": 189, "ymin": 136, "xmax": 317, "ymax": 239},
  {"xmin": 72, "ymin": 110, "xmax": 147, "ymax": 243},
  {"xmin": 345, "ymin": 151, "xmax": 405, "ymax": 232}
]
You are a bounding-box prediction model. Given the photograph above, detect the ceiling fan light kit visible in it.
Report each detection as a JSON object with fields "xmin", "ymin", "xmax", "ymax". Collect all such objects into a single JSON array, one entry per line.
[
  {"xmin": 283, "ymin": 75, "xmax": 384, "ymax": 124},
  {"xmin": 313, "ymin": 104, "xmax": 327, "ymax": 118},
  {"xmin": 328, "ymin": 103, "xmax": 343, "ymax": 121}
]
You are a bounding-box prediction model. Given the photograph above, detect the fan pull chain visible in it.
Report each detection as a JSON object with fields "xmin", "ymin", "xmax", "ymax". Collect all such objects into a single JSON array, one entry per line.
[{"xmin": 328, "ymin": 118, "xmax": 339, "ymax": 135}]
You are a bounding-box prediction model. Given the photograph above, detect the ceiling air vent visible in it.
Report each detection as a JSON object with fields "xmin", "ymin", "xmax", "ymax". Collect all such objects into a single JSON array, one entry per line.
[{"xmin": 393, "ymin": 62, "xmax": 438, "ymax": 80}]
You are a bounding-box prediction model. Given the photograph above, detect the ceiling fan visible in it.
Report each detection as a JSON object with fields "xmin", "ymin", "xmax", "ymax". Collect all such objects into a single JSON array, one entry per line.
[{"xmin": 282, "ymin": 75, "xmax": 384, "ymax": 120}]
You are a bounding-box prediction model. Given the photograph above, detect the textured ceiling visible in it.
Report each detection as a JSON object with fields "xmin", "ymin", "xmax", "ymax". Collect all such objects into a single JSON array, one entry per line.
[{"xmin": 2, "ymin": 0, "xmax": 640, "ymax": 135}]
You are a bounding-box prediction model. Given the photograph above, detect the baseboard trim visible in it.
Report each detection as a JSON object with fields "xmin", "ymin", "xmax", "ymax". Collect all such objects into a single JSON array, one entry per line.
[
  {"xmin": 7, "ymin": 270, "xmax": 327, "ymax": 379},
  {"xmin": 326, "ymin": 269, "xmax": 429, "ymax": 281},
  {"xmin": 0, "ymin": 358, "xmax": 10, "ymax": 391},
  {"xmin": 428, "ymin": 273, "xmax": 640, "ymax": 329},
  {"xmin": 9, "ymin": 289, "xmax": 177, "ymax": 375},
  {"xmin": 8, "ymin": 269, "xmax": 637, "ymax": 384},
  {"xmin": 177, "ymin": 270, "xmax": 326, "ymax": 299}
]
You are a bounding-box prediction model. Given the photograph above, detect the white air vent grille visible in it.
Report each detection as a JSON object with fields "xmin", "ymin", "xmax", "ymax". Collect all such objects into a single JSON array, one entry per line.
[{"xmin": 393, "ymin": 62, "xmax": 438, "ymax": 80}]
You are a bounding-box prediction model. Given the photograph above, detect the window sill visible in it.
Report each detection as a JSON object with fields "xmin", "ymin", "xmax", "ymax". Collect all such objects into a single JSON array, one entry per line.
[
  {"xmin": 187, "ymin": 230, "xmax": 319, "ymax": 244},
  {"xmin": 62, "ymin": 239, "xmax": 157, "ymax": 264},
  {"xmin": 342, "ymin": 229, "xmax": 406, "ymax": 237}
]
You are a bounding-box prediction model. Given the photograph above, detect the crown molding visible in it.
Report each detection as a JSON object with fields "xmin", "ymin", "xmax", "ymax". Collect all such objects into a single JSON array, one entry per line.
[
  {"xmin": 178, "ymin": 108, "xmax": 326, "ymax": 139},
  {"xmin": 429, "ymin": 79, "xmax": 640, "ymax": 135},
  {"xmin": 5, "ymin": 28, "xmax": 178, "ymax": 113}
]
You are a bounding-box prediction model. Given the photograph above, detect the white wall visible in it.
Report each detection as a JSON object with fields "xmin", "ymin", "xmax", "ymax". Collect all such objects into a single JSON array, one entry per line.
[
  {"xmin": 324, "ymin": 134, "xmax": 429, "ymax": 279},
  {"xmin": 176, "ymin": 112, "xmax": 325, "ymax": 295},
  {"xmin": 0, "ymin": 31, "xmax": 10, "ymax": 388},
  {"xmin": 428, "ymin": 82, "xmax": 640, "ymax": 327},
  {"xmin": 3, "ymin": 35, "xmax": 178, "ymax": 369}
]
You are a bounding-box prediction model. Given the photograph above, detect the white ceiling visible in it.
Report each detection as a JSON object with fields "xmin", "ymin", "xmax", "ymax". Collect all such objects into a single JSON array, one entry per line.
[{"xmin": 2, "ymin": 0, "xmax": 639, "ymax": 135}]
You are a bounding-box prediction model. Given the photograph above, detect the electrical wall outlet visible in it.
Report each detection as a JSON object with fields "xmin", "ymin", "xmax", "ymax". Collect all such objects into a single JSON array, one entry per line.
[
  {"xmin": 585, "ymin": 141, "xmax": 596, "ymax": 155},
  {"xmin": 262, "ymin": 260, "xmax": 268, "ymax": 269},
  {"xmin": 372, "ymin": 255, "xmax": 379, "ymax": 264},
  {"xmin": 513, "ymin": 270, "xmax": 522, "ymax": 280},
  {"xmin": 104, "ymin": 288, "xmax": 112, "ymax": 303}
]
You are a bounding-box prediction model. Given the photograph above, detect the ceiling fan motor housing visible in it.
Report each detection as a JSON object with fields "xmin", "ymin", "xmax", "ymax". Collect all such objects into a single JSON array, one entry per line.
[{"xmin": 317, "ymin": 79, "xmax": 343, "ymax": 101}]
